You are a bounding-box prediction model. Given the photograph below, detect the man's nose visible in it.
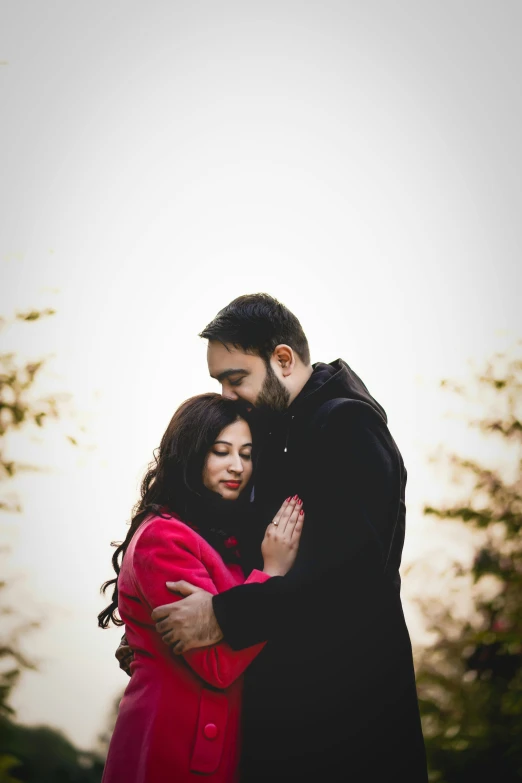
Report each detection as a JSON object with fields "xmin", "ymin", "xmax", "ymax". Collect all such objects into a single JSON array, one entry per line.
[{"xmin": 222, "ymin": 385, "xmax": 238, "ymax": 401}]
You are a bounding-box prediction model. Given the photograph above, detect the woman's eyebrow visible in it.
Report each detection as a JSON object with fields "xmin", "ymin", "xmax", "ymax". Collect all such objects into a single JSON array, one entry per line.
[{"xmin": 214, "ymin": 440, "xmax": 253, "ymax": 447}]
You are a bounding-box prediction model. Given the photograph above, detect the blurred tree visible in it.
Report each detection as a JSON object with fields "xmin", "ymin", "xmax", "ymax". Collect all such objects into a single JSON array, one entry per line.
[
  {"xmin": 0, "ymin": 309, "xmax": 103, "ymax": 781},
  {"xmin": 0, "ymin": 308, "xmax": 60, "ymax": 512},
  {"xmin": 95, "ymin": 692, "xmax": 122, "ymax": 760},
  {"xmin": 417, "ymin": 348, "xmax": 522, "ymax": 782},
  {"xmin": 0, "ymin": 722, "xmax": 104, "ymax": 783},
  {"xmin": 0, "ymin": 308, "xmax": 60, "ymax": 717}
]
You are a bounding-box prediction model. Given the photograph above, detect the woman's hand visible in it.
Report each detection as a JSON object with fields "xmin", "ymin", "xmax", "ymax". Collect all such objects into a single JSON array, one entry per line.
[{"xmin": 261, "ymin": 496, "xmax": 304, "ymax": 577}]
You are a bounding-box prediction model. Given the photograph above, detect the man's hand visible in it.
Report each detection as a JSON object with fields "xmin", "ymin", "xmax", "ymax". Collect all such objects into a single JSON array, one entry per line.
[
  {"xmin": 115, "ymin": 633, "xmax": 134, "ymax": 677},
  {"xmin": 151, "ymin": 581, "xmax": 223, "ymax": 655}
]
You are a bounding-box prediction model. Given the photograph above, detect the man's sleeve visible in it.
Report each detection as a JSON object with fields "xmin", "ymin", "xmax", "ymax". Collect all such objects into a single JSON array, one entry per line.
[
  {"xmin": 212, "ymin": 403, "xmax": 401, "ymax": 650},
  {"xmin": 132, "ymin": 523, "xmax": 270, "ymax": 688}
]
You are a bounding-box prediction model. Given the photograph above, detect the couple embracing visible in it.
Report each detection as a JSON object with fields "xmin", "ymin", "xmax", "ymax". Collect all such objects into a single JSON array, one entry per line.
[{"xmin": 99, "ymin": 293, "xmax": 427, "ymax": 782}]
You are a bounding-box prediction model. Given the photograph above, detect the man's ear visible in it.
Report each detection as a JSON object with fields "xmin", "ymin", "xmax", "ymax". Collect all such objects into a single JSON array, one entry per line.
[{"xmin": 272, "ymin": 344, "xmax": 295, "ymax": 377}]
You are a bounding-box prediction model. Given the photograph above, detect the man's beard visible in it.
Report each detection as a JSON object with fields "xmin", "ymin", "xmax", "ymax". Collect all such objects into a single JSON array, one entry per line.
[{"xmin": 255, "ymin": 362, "xmax": 290, "ymax": 413}]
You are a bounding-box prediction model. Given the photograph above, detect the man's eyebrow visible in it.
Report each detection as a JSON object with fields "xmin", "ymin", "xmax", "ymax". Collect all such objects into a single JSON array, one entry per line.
[
  {"xmin": 214, "ymin": 440, "xmax": 253, "ymax": 447},
  {"xmin": 211, "ymin": 368, "xmax": 249, "ymax": 382}
]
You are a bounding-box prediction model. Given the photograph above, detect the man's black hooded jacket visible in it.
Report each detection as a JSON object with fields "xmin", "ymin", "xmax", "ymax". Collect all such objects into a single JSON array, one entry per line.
[{"xmin": 212, "ymin": 360, "xmax": 427, "ymax": 779}]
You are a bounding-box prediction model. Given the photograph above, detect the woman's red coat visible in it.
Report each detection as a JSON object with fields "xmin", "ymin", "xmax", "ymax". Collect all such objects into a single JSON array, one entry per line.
[{"xmin": 102, "ymin": 514, "xmax": 269, "ymax": 783}]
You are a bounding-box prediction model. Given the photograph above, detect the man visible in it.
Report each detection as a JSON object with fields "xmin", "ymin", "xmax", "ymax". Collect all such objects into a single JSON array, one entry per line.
[{"xmin": 119, "ymin": 294, "xmax": 427, "ymax": 781}]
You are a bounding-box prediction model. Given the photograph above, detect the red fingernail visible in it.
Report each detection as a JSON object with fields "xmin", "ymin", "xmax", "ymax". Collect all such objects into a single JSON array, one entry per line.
[
  {"xmin": 297, "ymin": 498, "xmax": 302, "ymax": 505},
  {"xmin": 293, "ymin": 494, "xmax": 298, "ymax": 500},
  {"xmin": 300, "ymin": 510, "xmax": 304, "ymax": 516},
  {"xmin": 286, "ymin": 496, "xmax": 291, "ymax": 502}
]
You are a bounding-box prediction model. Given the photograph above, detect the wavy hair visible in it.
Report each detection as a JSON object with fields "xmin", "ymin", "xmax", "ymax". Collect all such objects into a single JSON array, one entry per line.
[{"xmin": 98, "ymin": 393, "xmax": 248, "ymax": 628}]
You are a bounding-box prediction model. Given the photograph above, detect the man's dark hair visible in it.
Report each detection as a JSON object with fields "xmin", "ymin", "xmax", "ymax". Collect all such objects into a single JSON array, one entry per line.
[{"xmin": 199, "ymin": 293, "xmax": 311, "ymax": 366}]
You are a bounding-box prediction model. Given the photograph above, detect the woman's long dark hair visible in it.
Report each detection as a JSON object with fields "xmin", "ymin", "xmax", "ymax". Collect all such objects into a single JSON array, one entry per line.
[{"xmin": 98, "ymin": 393, "xmax": 250, "ymax": 628}]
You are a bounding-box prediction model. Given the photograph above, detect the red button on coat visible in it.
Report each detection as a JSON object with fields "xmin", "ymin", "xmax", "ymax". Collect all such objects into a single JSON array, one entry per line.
[{"xmin": 203, "ymin": 722, "xmax": 218, "ymax": 740}]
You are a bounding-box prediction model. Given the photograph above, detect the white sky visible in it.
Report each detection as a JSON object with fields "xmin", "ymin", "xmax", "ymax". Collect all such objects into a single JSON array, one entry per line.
[{"xmin": 1, "ymin": 0, "xmax": 521, "ymax": 750}]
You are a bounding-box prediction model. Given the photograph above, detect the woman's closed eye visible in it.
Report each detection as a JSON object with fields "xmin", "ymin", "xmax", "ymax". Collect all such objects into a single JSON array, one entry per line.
[
  {"xmin": 212, "ymin": 449, "xmax": 252, "ymax": 459},
  {"xmin": 212, "ymin": 449, "xmax": 251, "ymax": 459}
]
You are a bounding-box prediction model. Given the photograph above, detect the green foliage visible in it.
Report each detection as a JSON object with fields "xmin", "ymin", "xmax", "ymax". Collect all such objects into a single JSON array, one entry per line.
[
  {"xmin": 0, "ymin": 720, "xmax": 104, "ymax": 782},
  {"xmin": 0, "ymin": 309, "xmax": 61, "ymax": 511},
  {"xmin": 0, "ymin": 589, "xmax": 38, "ymax": 721},
  {"xmin": 0, "ymin": 308, "xmax": 59, "ymax": 712},
  {"xmin": 15, "ymin": 309, "xmax": 56, "ymax": 323},
  {"xmin": 0, "ymin": 309, "xmax": 103, "ymax": 781},
  {"xmin": 95, "ymin": 692, "xmax": 122, "ymax": 759},
  {"xmin": 0, "ymin": 754, "xmax": 23, "ymax": 783},
  {"xmin": 417, "ymin": 349, "xmax": 522, "ymax": 783}
]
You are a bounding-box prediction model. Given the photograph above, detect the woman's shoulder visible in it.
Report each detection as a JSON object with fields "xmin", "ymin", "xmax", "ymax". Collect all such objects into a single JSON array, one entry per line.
[{"xmin": 132, "ymin": 513, "xmax": 201, "ymax": 550}]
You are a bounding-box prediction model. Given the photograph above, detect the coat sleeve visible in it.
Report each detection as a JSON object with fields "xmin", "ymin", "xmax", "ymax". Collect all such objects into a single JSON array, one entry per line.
[
  {"xmin": 130, "ymin": 520, "xmax": 269, "ymax": 688},
  {"xmin": 212, "ymin": 403, "xmax": 402, "ymax": 650}
]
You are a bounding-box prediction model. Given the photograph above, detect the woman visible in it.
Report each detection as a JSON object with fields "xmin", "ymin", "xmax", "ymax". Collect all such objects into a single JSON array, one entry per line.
[{"xmin": 98, "ymin": 393, "xmax": 304, "ymax": 783}]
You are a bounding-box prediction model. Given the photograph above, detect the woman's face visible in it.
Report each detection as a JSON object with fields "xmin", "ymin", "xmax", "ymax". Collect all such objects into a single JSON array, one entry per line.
[{"xmin": 202, "ymin": 418, "xmax": 253, "ymax": 499}]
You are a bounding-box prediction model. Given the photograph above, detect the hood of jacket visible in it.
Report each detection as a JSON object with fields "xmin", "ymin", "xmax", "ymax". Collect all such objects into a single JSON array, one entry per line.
[
  {"xmin": 289, "ymin": 359, "xmax": 387, "ymax": 423},
  {"xmin": 256, "ymin": 359, "xmax": 389, "ymax": 457}
]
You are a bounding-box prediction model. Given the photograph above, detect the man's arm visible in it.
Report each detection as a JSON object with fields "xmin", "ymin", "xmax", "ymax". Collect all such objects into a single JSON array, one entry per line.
[
  {"xmin": 212, "ymin": 403, "xmax": 401, "ymax": 649},
  {"xmin": 155, "ymin": 403, "xmax": 402, "ymax": 652},
  {"xmin": 132, "ymin": 521, "xmax": 270, "ymax": 687}
]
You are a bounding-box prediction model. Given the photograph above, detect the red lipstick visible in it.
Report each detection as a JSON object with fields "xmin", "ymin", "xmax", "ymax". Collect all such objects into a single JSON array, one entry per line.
[{"xmin": 223, "ymin": 481, "xmax": 241, "ymax": 489}]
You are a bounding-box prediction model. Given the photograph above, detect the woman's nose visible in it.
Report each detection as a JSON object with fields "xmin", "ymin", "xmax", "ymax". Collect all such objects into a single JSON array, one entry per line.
[{"xmin": 228, "ymin": 455, "xmax": 244, "ymax": 474}]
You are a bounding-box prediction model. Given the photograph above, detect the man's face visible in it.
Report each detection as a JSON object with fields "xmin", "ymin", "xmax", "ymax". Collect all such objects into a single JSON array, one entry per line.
[{"xmin": 207, "ymin": 341, "xmax": 290, "ymax": 412}]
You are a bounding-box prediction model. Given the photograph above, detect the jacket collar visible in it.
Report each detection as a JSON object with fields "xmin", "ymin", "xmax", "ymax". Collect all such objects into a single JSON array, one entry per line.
[{"xmin": 288, "ymin": 359, "xmax": 387, "ymax": 423}]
